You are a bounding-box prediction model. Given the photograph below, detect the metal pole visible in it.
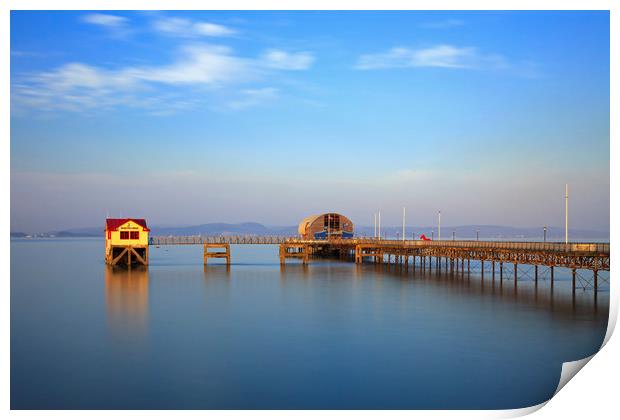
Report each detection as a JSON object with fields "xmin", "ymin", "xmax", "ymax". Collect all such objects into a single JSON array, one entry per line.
[
  {"xmin": 438, "ymin": 210, "xmax": 441, "ymax": 241},
  {"xmin": 378, "ymin": 211, "xmax": 381, "ymax": 240},
  {"xmin": 476, "ymin": 230, "xmax": 479, "ymax": 241},
  {"xmin": 431, "ymin": 230, "xmax": 434, "ymax": 240},
  {"xmin": 402, "ymin": 207, "xmax": 406, "ymax": 242},
  {"xmin": 374, "ymin": 213, "xmax": 377, "ymax": 238},
  {"xmin": 452, "ymin": 231, "xmax": 455, "ymax": 241},
  {"xmin": 565, "ymin": 183, "xmax": 569, "ymax": 244}
]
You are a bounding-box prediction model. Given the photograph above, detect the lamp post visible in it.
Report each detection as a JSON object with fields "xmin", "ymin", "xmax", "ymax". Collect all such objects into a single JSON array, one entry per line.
[
  {"xmin": 543, "ymin": 226, "xmax": 547, "ymax": 243},
  {"xmin": 431, "ymin": 230, "xmax": 434, "ymax": 240},
  {"xmin": 402, "ymin": 207, "xmax": 406, "ymax": 242},
  {"xmin": 565, "ymin": 183, "xmax": 569, "ymax": 244},
  {"xmin": 476, "ymin": 230, "xmax": 480, "ymax": 241},
  {"xmin": 374, "ymin": 213, "xmax": 377, "ymax": 239}
]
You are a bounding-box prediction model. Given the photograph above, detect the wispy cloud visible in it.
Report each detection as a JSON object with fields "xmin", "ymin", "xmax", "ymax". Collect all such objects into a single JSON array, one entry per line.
[
  {"xmin": 82, "ymin": 13, "xmax": 128, "ymax": 28},
  {"xmin": 136, "ymin": 44, "xmax": 255, "ymax": 85},
  {"xmin": 226, "ymin": 87, "xmax": 279, "ymax": 110},
  {"xmin": 12, "ymin": 44, "xmax": 313, "ymax": 114},
  {"xmin": 355, "ymin": 44, "xmax": 508, "ymax": 70},
  {"xmin": 260, "ymin": 49, "xmax": 315, "ymax": 70},
  {"xmin": 81, "ymin": 13, "xmax": 132, "ymax": 38},
  {"xmin": 153, "ymin": 17, "xmax": 237, "ymax": 37},
  {"xmin": 419, "ymin": 19, "xmax": 465, "ymax": 29}
]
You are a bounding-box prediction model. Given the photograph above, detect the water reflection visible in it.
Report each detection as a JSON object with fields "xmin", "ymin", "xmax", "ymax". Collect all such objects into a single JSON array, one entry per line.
[
  {"xmin": 326, "ymin": 260, "xmax": 608, "ymax": 322},
  {"xmin": 11, "ymin": 239, "xmax": 610, "ymax": 409},
  {"xmin": 279, "ymin": 263, "xmax": 309, "ymax": 283},
  {"xmin": 105, "ymin": 266, "xmax": 149, "ymax": 340},
  {"xmin": 203, "ymin": 264, "xmax": 231, "ymax": 279}
]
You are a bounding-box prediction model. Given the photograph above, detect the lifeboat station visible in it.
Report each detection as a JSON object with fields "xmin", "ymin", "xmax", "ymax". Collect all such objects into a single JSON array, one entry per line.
[{"xmin": 105, "ymin": 218, "xmax": 150, "ymax": 267}]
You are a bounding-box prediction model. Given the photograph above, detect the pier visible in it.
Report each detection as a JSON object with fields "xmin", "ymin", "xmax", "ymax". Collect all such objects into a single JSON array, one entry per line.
[
  {"xmin": 203, "ymin": 243, "xmax": 231, "ymax": 265},
  {"xmin": 105, "ymin": 217, "xmax": 609, "ymax": 294},
  {"xmin": 148, "ymin": 235, "xmax": 609, "ymax": 293}
]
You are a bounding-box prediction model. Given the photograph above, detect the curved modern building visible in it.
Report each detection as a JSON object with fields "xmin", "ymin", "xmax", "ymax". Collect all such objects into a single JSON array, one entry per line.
[{"xmin": 298, "ymin": 213, "xmax": 354, "ymax": 240}]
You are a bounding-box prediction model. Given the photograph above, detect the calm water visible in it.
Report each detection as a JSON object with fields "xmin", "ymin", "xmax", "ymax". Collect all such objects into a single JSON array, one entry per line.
[{"xmin": 11, "ymin": 238, "xmax": 609, "ymax": 409}]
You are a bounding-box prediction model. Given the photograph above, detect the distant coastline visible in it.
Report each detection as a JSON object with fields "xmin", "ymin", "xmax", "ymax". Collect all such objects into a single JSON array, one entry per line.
[{"xmin": 10, "ymin": 222, "xmax": 610, "ymax": 242}]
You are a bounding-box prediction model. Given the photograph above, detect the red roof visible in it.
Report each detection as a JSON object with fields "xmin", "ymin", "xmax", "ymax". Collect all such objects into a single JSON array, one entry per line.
[{"xmin": 105, "ymin": 218, "xmax": 150, "ymax": 232}]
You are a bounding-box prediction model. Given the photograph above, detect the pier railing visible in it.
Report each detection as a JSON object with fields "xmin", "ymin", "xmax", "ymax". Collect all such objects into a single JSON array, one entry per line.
[
  {"xmin": 314, "ymin": 239, "xmax": 609, "ymax": 254},
  {"xmin": 150, "ymin": 235, "xmax": 293, "ymax": 245}
]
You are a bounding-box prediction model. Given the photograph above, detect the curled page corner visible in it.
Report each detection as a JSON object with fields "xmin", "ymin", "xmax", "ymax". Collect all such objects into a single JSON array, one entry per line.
[
  {"xmin": 601, "ymin": 289, "xmax": 619, "ymax": 348},
  {"xmin": 553, "ymin": 355, "xmax": 595, "ymax": 397},
  {"xmin": 499, "ymin": 401, "xmax": 548, "ymax": 418}
]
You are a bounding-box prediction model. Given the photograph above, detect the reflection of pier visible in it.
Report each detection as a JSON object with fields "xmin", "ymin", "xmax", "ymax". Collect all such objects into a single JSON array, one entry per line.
[
  {"xmin": 105, "ymin": 266, "xmax": 149, "ymax": 338},
  {"xmin": 352, "ymin": 261, "xmax": 608, "ymax": 315}
]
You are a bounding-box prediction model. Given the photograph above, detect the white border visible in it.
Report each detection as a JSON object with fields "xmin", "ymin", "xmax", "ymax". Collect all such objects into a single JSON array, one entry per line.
[{"xmin": 3, "ymin": 1, "xmax": 616, "ymax": 419}]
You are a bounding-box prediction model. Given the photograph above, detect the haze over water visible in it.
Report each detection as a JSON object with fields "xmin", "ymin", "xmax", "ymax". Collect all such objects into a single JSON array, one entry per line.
[{"xmin": 11, "ymin": 238, "xmax": 608, "ymax": 409}]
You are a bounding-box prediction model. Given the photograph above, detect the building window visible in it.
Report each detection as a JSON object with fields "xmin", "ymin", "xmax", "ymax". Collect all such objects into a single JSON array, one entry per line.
[
  {"xmin": 120, "ymin": 231, "xmax": 129, "ymax": 240},
  {"xmin": 130, "ymin": 231, "xmax": 139, "ymax": 240}
]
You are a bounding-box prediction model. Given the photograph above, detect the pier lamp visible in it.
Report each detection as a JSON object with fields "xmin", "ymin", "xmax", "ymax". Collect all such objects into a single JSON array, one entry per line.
[
  {"xmin": 431, "ymin": 230, "xmax": 434, "ymax": 240},
  {"xmin": 543, "ymin": 226, "xmax": 547, "ymax": 242}
]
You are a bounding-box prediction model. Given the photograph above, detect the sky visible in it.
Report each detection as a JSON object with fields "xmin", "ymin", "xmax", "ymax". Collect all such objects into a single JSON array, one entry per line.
[{"xmin": 10, "ymin": 11, "xmax": 610, "ymax": 233}]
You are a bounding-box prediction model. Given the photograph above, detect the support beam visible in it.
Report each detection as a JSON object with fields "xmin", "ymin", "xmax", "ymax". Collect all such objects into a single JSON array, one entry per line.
[
  {"xmin": 594, "ymin": 270, "xmax": 598, "ymax": 292},
  {"xmin": 500, "ymin": 262, "xmax": 503, "ymax": 283},
  {"xmin": 514, "ymin": 263, "xmax": 518, "ymax": 287},
  {"xmin": 550, "ymin": 266, "xmax": 554, "ymax": 289},
  {"xmin": 205, "ymin": 243, "xmax": 231, "ymax": 265},
  {"xmin": 130, "ymin": 247, "xmax": 147, "ymax": 266},
  {"xmin": 111, "ymin": 248, "xmax": 129, "ymax": 266}
]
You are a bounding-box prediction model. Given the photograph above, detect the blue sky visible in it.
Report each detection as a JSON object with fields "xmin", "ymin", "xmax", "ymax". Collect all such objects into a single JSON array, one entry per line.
[{"xmin": 10, "ymin": 11, "xmax": 609, "ymax": 232}]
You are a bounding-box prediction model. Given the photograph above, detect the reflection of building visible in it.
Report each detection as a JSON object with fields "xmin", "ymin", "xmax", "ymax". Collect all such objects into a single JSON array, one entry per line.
[
  {"xmin": 105, "ymin": 218, "xmax": 150, "ymax": 266},
  {"xmin": 105, "ymin": 266, "xmax": 149, "ymax": 338},
  {"xmin": 298, "ymin": 213, "xmax": 354, "ymax": 240}
]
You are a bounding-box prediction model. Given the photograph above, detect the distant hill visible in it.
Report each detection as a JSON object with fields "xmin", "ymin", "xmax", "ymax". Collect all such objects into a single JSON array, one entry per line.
[
  {"xmin": 54, "ymin": 229, "xmax": 101, "ymax": 238},
  {"xmin": 14, "ymin": 222, "xmax": 608, "ymax": 241},
  {"xmin": 153, "ymin": 222, "xmax": 297, "ymax": 236},
  {"xmin": 24, "ymin": 222, "xmax": 298, "ymax": 238}
]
